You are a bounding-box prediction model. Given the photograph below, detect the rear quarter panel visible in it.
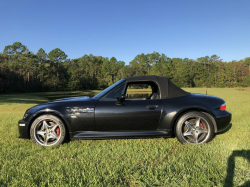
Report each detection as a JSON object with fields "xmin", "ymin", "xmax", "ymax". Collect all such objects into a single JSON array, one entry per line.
[{"xmin": 158, "ymin": 94, "xmax": 224, "ymax": 131}]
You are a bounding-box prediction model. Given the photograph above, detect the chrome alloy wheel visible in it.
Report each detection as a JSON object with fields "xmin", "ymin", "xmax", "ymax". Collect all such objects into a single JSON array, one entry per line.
[
  {"xmin": 181, "ymin": 117, "xmax": 210, "ymax": 144},
  {"xmin": 34, "ymin": 119, "xmax": 61, "ymax": 146}
]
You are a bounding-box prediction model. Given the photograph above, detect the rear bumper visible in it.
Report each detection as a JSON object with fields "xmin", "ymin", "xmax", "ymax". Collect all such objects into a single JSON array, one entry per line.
[
  {"xmin": 213, "ymin": 110, "xmax": 232, "ymax": 133},
  {"xmin": 18, "ymin": 119, "xmax": 29, "ymax": 139}
]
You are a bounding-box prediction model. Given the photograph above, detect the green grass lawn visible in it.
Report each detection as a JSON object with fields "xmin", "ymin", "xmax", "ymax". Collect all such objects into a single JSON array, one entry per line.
[{"xmin": 0, "ymin": 88, "xmax": 250, "ymax": 186}]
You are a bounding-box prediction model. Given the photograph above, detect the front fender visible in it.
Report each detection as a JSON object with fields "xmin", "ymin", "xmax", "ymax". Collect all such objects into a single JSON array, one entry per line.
[
  {"xmin": 19, "ymin": 109, "xmax": 71, "ymax": 139},
  {"xmin": 29, "ymin": 109, "xmax": 71, "ymax": 131}
]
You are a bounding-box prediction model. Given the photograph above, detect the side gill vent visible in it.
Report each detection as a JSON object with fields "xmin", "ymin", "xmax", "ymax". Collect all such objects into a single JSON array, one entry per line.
[{"xmin": 66, "ymin": 107, "xmax": 94, "ymax": 114}]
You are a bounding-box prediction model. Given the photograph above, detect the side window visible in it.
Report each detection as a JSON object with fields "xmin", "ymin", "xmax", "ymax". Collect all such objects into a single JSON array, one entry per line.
[
  {"xmin": 102, "ymin": 83, "xmax": 125, "ymax": 101},
  {"xmin": 125, "ymin": 82, "xmax": 159, "ymax": 100}
]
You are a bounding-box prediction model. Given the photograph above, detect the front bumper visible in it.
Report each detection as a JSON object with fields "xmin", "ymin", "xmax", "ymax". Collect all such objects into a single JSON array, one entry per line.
[
  {"xmin": 213, "ymin": 110, "xmax": 232, "ymax": 133},
  {"xmin": 18, "ymin": 119, "xmax": 29, "ymax": 139}
]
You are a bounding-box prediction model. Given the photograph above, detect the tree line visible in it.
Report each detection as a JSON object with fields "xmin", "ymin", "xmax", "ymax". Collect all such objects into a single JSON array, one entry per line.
[{"xmin": 0, "ymin": 42, "xmax": 250, "ymax": 93}]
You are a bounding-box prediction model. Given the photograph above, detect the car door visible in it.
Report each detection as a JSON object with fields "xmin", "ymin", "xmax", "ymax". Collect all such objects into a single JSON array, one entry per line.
[{"xmin": 95, "ymin": 82, "xmax": 163, "ymax": 131}]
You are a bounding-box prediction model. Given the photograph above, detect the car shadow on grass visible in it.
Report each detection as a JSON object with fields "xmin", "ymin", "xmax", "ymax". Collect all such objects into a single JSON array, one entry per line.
[{"xmin": 224, "ymin": 150, "xmax": 250, "ymax": 187}]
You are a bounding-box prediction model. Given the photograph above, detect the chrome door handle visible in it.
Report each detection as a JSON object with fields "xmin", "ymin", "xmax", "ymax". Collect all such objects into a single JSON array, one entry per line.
[{"xmin": 146, "ymin": 105, "xmax": 158, "ymax": 109}]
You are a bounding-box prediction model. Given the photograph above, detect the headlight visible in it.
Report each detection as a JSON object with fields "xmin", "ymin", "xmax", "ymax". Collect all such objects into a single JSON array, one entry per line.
[{"xmin": 23, "ymin": 113, "xmax": 30, "ymax": 120}]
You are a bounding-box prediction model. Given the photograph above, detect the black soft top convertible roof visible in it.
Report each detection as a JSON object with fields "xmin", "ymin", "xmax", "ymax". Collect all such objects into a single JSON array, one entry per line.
[{"xmin": 125, "ymin": 75, "xmax": 190, "ymax": 99}]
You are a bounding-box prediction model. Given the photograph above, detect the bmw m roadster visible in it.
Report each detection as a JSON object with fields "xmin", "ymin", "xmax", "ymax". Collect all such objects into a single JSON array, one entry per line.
[{"xmin": 18, "ymin": 75, "xmax": 231, "ymax": 146}]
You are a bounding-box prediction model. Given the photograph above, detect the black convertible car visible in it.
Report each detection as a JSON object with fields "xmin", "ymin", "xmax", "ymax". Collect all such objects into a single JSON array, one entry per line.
[{"xmin": 18, "ymin": 75, "xmax": 231, "ymax": 146}]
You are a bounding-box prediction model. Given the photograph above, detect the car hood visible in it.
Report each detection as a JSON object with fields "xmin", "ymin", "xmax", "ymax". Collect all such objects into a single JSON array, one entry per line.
[
  {"xmin": 26, "ymin": 96, "xmax": 96, "ymax": 113},
  {"xmin": 50, "ymin": 96, "xmax": 92, "ymax": 103}
]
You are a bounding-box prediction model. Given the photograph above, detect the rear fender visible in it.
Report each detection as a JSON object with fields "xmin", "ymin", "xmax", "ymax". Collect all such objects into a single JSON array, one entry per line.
[{"xmin": 158, "ymin": 107, "xmax": 217, "ymax": 134}]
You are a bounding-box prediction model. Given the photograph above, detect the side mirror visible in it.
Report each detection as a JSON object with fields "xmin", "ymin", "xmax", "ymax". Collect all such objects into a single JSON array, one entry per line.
[{"xmin": 116, "ymin": 94, "xmax": 126, "ymax": 105}]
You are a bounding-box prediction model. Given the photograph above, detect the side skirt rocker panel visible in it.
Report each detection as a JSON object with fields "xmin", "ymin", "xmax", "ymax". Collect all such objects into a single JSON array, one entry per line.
[{"xmin": 70, "ymin": 130, "xmax": 172, "ymax": 140}]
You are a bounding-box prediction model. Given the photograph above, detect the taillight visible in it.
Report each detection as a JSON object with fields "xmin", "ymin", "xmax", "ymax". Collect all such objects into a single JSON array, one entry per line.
[{"xmin": 220, "ymin": 103, "xmax": 226, "ymax": 111}]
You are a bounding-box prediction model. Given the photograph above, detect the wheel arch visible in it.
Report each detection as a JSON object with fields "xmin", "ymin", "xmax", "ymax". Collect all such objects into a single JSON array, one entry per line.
[
  {"xmin": 171, "ymin": 108, "xmax": 217, "ymax": 136},
  {"xmin": 27, "ymin": 111, "xmax": 70, "ymax": 139}
]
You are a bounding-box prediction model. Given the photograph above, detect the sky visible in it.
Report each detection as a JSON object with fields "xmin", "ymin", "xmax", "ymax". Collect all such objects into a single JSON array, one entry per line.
[{"xmin": 1, "ymin": 0, "xmax": 250, "ymax": 64}]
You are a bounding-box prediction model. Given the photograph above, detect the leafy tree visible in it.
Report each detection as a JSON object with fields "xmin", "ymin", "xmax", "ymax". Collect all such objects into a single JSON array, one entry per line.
[
  {"xmin": 1, "ymin": 42, "xmax": 250, "ymax": 93},
  {"xmin": 47, "ymin": 48, "xmax": 67, "ymax": 65},
  {"xmin": 36, "ymin": 48, "xmax": 47, "ymax": 62},
  {"xmin": 3, "ymin": 42, "xmax": 28, "ymax": 56}
]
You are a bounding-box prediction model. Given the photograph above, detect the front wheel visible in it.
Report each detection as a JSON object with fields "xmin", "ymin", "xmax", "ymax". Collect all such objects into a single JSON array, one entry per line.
[
  {"xmin": 175, "ymin": 111, "xmax": 214, "ymax": 144},
  {"xmin": 30, "ymin": 115, "xmax": 66, "ymax": 146}
]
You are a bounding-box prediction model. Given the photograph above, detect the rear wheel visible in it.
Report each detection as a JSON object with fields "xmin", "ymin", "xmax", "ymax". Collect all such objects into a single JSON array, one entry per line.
[
  {"xmin": 175, "ymin": 111, "xmax": 214, "ymax": 144},
  {"xmin": 30, "ymin": 115, "xmax": 66, "ymax": 146}
]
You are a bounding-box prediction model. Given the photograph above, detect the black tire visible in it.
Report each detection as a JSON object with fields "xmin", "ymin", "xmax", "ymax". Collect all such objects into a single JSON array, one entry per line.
[
  {"xmin": 30, "ymin": 114, "xmax": 66, "ymax": 146},
  {"xmin": 175, "ymin": 111, "xmax": 214, "ymax": 144}
]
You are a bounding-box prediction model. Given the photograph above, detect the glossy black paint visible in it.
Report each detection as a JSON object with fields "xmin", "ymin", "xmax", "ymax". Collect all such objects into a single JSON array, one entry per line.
[
  {"xmin": 95, "ymin": 99, "xmax": 163, "ymax": 131},
  {"xmin": 18, "ymin": 76, "xmax": 232, "ymax": 140}
]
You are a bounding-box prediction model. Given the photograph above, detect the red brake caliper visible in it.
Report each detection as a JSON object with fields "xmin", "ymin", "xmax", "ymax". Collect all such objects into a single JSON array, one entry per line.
[
  {"xmin": 200, "ymin": 122, "xmax": 203, "ymax": 128},
  {"xmin": 55, "ymin": 128, "xmax": 60, "ymax": 135}
]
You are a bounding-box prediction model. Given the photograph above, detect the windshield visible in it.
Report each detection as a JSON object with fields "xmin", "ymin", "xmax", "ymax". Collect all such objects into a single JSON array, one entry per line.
[{"xmin": 92, "ymin": 79, "xmax": 125, "ymax": 100}]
